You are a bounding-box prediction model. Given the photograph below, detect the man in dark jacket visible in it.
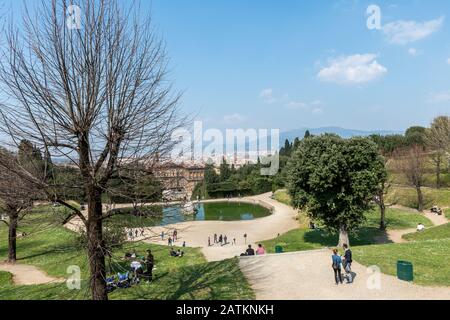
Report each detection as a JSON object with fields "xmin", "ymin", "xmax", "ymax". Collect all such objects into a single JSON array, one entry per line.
[
  {"xmin": 343, "ymin": 244, "xmax": 353, "ymax": 283},
  {"xmin": 144, "ymin": 249, "xmax": 154, "ymax": 282},
  {"xmin": 245, "ymin": 245, "xmax": 255, "ymax": 256}
]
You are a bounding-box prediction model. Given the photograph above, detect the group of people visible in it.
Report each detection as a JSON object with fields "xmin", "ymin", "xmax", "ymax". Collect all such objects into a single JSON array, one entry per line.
[
  {"xmin": 208, "ymin": 233, "xmax": 237, "ymax": 246},
  {"xmin": 162, "ymin": 229, "xmax": 184, "ymax": 247},
  {"xmin": 331, "ymin": 244, "xmax": 353, "ymax": 285},
  {"xmin": 127, "ymin": 228, "xmax": 145, "ymax": 240},
  {"xmin": 207, "ymin": 233, "xmax": 250, "ymax": 246},
  {"xmin": 108, "ymin": 249, "xmax": 155, "ymax": 292}
]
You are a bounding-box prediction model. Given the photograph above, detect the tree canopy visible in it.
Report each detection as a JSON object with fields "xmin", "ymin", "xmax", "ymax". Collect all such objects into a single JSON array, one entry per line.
[{"xmin": 287, "ymin": 134, "xmax": 386, "ymax": 246}]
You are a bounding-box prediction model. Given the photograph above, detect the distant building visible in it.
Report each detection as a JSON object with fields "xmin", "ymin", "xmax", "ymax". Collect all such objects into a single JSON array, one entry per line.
[{"xmin": 152, "ymin": 161, "xmax": 205, "ymax": 200}]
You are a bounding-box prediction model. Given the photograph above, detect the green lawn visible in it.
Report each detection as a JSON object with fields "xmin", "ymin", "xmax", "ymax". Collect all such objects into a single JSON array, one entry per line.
[
  {"xmin": 273, "ymin": 189, "xmax": 292, "ymax": 206},
  {"xmin": 445, "ymin": 208, "xmax": 450, "ymax": 220},
  {"xmin": 353, "ymin": 239, "xmax": 450, "ymax": 286},
  {"xmin": 0, "ymin": 271, "xmax": 12, "ymax": 286},
  {"xmin": 364, "ymin": 208, "xmax": 433, "ymax": 230},
  {"xmin": 261, "ymin": 207, "xmax": 431, "ymax": 253},
  {"xmin": 0, "ymin": 206, "xmax": 254, "ymax": 300},
  {"xmin": 386, "ymin": 186, "xmax": 450, "ymax": 209},
  {"xmin": 402, "ymin": 223, "xmax": 450, "ymax": 242}
]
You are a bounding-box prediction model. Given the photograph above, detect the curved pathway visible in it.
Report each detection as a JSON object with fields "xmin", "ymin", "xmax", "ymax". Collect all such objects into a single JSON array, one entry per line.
[
  {"xmin": 0, "ymin": 262, "xmax": 63, "ymax": 286},
  {"xmin": 375, "ymin": 205, "xmax": 449, "ymax": 244},
  {"xmin": 239, "ymin": 249, "xmax": 450, "ymax": 300}
]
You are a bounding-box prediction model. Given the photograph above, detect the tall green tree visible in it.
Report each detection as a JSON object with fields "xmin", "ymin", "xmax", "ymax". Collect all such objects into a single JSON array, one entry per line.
[{"xmin": 287, "ymin": 135, "xmax": 386, "ymax": 247}]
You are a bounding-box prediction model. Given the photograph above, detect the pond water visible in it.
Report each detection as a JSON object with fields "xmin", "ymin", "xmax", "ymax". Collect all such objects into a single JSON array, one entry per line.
[{"xmin": 108, "ymin": 202, "xmax": 272, "ymax": 228}]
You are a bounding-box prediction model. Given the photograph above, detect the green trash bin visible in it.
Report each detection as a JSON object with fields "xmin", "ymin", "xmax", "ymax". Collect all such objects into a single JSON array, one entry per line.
[
  {"xmin": 275, "ymin": 245, "xmax": 283, "ymax": 253},
  {"xmin": 397, "ymin": 261, "xmax": 414, "ymax": 282}
]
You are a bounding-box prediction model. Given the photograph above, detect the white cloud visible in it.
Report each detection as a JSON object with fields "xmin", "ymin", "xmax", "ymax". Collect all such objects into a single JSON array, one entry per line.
[
  {"xmin": 428, "ymin": 91, "xmax": 450, "ymax": 103},
  {"xmin": 285, "ymin": 101, "xmax": 307, "ymax": 110},
  {"xmin": 259, "ymin": 88, "xmax": 276, "ymax": 104},
  {"xmin": 446, "ymin": 58, "xmax": 450, "ymax": 65},
  {"xmin": 317, "ymin": 54, "xmax": 387, "ymax": 85},
  {"xmin": 312, "ymin": 107, "xmax": 324, "ymax": 115},
  {"xmin": 285, "ymin": 100, "xmax": 324, "ymax": 114},
  {"xmin": 223, "ymin": 113, "xmax": 245, "ymax": 124},
  {"xmin": 382, "ymin": 16, "xmax": 444, "ymax": 45},
  {"xmin": 408, "ymin": 48, "xmax": 422, "ymax": 56}
]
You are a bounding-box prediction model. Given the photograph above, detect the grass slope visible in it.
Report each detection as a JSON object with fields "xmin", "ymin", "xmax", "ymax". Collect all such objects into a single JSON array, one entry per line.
[
  {"xmin": 386, "ymin": 186, "xmax": 450, "ymax": 209},
  {"xmin": 0, "ymin": 206, "xmax": 254, "ymax": 300},
  {"xmin": 403, "ymin": 223, "xmax": 450, "ymax": 242},
  {"xmin": 353, "ymin": 239, "xmax": 450, "ymax": 286},
  {"xmin": 261, "ymin": 208, "xmax": 431, "ymax": 253}
]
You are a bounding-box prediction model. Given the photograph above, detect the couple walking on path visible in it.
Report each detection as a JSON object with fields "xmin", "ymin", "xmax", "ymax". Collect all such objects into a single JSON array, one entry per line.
[{"xmin": 331, "ymin": 244, "xmax": 353, "ymax": 285}]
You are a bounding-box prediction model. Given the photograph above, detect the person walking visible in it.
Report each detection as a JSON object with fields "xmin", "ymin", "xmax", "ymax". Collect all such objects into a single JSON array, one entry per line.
[
  {"xmin": 331, "ymin": 249, "xmax": 343, "ymax": 285},
  {"xmin": 208, "ymin": 236, "xmax": 211, "ymax": 247},
  {"xmin": 168, "ymin": 237, "xmax": 173, "ymax": 246},
  {"xmin": 219, "ymin": 234, "xmax": 223, "ymax": 245},
  {"xmin": 161, "ymin": 231, "xmax": 165, "ymax": 241},
  {"xmin": 214, "ymin": 233, "xmax": 218, "ymax": 244},
  {"xmin": 233, "ymin": 238, "xmax": 236, "ymax": 245},
  {"xmin": 173, "ymin": 229, "xmax": 178, "ymax": 241},
  {"xmin": 243, "ymin": 233, "xmax": 247, "ymax": 244},
  {"xmin": 182, "ymin": 241, "xmax": 186, "ymax": 248},
  {"xmin": 343, "ymin": 244, "xmax": 353, "ymax": 283},
  {"xmin": 224, "ymin": 235, "xmax": 228, "ymax": 245}
]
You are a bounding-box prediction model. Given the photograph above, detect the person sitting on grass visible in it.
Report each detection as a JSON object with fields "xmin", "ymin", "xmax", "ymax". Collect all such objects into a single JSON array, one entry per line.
[
  {"xmin": 169, "ymin": 247, "xmax": 178, "ymax": 257},
  {"xmin": 177, "ymin": 249, "xmax": 184, "ymax": 257},
  {"xmin": 245, "ymin": 245, "xmax": 255, "ymax": 256},
  {"xmin": 130, "ymin": 260, "xmax": 143, "ymax": 284},
  {"xmin": 417, "ymin": 223, "xmax": 425, "ymax": 232},
  {"xmin": 256, "ymin": 244, "xmax": 266, "ymax": 255}
]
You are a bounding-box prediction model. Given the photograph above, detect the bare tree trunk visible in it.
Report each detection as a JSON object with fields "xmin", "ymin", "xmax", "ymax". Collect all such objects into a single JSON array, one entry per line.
[
  {"xmin": 436, "ymin": 160, "xmax": 441, "ymax": 189},
  {"xmin": 86, "ymin": 187, "xmax": 108, "ymax": 300},
  {"xmin": 416, "ymin": 186, "xmax": 424, "ymax": 212},
  {"xmin": 379, "ymin": 202, "xmax": 386, "ymax": 231},
  {"xmin": 7, "ymin": 210, "xmax": 18, "ymax": 263},
  {"xmin": 338, "ymin": 225, "xmax": 349, "ymax": 248}
]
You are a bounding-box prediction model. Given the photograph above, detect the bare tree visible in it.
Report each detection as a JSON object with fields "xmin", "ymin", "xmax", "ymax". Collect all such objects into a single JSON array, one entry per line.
[
  {"xmin": 0, "ymin": 0, "xmax": 184, "ymax": 300},
  {"xmin": 425, "ymin": 116, "xmax": 450, "ymax": 189},
  {"xmin": 0, "ymin": 149, "xmax": 42, "ymax": 263},
  {"xmin": 394, "ymin": 145, "xmax": 427, "ymax": 211}
]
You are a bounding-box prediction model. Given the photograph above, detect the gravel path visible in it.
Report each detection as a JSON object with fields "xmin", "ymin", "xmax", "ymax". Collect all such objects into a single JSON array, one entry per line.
[
  {"xmin": 0, "ymin": 262, "xmax": 63, "ymax": 285},
  {"xmin": 374, "ymin": 206, "xmax": 449, "ymax": 244},
  {"xmin": 239, "ymin": 249, "xmax": 450, "ymax": 300}
]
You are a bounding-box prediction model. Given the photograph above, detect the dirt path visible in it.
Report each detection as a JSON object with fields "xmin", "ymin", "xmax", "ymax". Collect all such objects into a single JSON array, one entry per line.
[
  {"xmin": 0, "ymin": 262, "xmax": 64, "ymax": 286},
  {"xmin": 374, "ymin": 205, "xmax": 449, "ymax": 244},
  {"xmin": 239, "ymin": 250, "xmax": 450, "ymax": 300}
]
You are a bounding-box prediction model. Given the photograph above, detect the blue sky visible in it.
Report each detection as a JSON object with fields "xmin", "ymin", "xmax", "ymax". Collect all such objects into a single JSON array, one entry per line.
[{"xmin": 3, "ymin": 0, "xmax": 450, "ymax": 133}]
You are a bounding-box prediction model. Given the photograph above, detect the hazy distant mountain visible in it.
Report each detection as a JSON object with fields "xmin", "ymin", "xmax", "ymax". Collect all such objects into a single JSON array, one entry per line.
[{"xmin": 280, "ymin": 127, "xmax": 404, "ymax": 142}]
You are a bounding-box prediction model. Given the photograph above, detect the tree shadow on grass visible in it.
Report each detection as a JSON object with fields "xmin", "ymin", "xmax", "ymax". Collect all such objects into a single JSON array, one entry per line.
[
  {"xmin": 303, "ymin": 227, "xmax": 383, "ymax": 247},
  {"xmin": 109, "ymin": 258, "xmax": 253, "ymax": 300}
]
